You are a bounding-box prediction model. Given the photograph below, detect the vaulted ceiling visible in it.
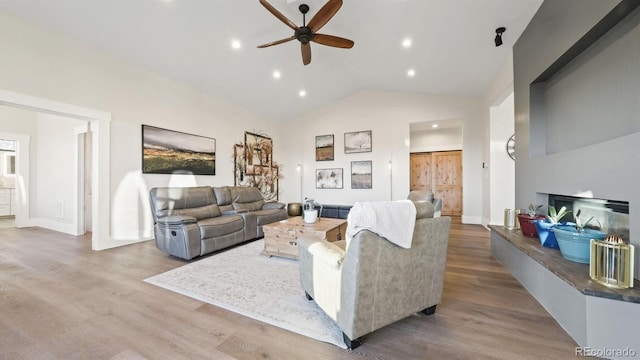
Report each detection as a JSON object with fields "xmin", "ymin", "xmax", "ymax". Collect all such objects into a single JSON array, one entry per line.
[{"xmin": 0, "ymin": 0, "xmax": 543, "ymax": 121}]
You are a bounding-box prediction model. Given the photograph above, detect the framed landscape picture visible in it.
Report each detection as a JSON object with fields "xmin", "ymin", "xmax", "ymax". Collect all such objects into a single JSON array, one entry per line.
[
  {"xmin": 315, "ymin": 134, "xmax": 334, "ymax": 161},
  {"xmin": 142, "ymin": 125, "xmax": 215, "ymax": 175},
  {"xmin": 351, "ymin": 161, "xmax": 372, "ymax": 189},
  {"xmin": 344, "ymin": 130, "xmax": 372, "ymax": 153},
  {"xmin": 316, "ymin": 168, "xmax": 343, "ymax": 189}
]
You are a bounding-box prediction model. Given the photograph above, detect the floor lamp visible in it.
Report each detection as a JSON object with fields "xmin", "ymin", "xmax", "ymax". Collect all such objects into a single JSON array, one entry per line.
[{"xmin": 388, "ymin": 160, "xmax": 393, "ymax": 200}]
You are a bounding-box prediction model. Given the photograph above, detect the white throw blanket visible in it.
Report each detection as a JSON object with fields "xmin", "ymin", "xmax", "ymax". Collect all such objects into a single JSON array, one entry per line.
[{"xmin": 346, "ymin": 200, "xmax": 417, "ymax": 249}]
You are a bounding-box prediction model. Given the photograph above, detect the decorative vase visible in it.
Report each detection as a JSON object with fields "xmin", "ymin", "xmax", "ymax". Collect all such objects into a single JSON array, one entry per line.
[
  {"xmin": 534, "ymin": 220, "xmax": 559, "ymax": 248},
  {"xmin": 303, "ymin": 209, "xmax": 317, "ymax": 224},
  {"xmin": 516, "ymin": 214, "xmax": 546, "ymax": 237},
  {"xmin": 553, "ymin": 225, "xmax": 606, "ymax": 264},
  {"xmin": 287, "ymin": 202, "xmax": 302, "ymax": 217}
]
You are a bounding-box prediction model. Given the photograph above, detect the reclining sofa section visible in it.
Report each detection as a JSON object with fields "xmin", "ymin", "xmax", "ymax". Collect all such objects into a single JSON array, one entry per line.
[{"xmin": 149, "ymin": 186, "xmax": 287, "ymax": 260}]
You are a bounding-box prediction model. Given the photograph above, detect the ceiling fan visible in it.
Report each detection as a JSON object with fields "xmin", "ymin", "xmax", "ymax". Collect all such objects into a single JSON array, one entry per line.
[{"xmin": 257, "ymin": 0, "xmax": 354, "ymax": 65}]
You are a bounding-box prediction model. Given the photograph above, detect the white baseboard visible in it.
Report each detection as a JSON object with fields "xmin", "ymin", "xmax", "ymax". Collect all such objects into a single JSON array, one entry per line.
[
  {"xmin": 30, "ymin": 217, "xmax": 81, "ymax": 236},
  {"xmin": 461, "ymin": 215, "xmax": 482, "ymax": 224}
]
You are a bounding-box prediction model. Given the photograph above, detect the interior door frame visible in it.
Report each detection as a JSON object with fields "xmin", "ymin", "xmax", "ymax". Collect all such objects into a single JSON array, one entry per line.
[{"xmin": 0, "ymin": 88, "xmax": 111, "ymax": 250}]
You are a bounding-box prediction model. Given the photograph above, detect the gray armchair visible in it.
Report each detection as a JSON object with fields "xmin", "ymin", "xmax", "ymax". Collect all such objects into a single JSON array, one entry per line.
[
  {"xmin": 407, "ymin": 189, "xmax": 442, "ymax": 217},
  {"xmin": 297, "ymin": 201, "xmax": 451, "ymax": 349}
]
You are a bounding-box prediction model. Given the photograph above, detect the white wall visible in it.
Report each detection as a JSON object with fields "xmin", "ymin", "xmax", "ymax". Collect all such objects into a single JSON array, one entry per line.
[
  {"xmin": 489, "ymin": 93, "xmax": 515, "ymax": 225},
  {"xmin": 514, "ymin": 0, "xmax": 640, "ymax": 279},
  {"xmin": 0, "ymin": 10, "xmax": 276, "ymax": 248},
  {"xmin": 482, "ymin": 53, "xmax": 516, "ymax": 227},
  {"xmin": 277, "ymin": 90, "xmax": 485, "ymax": 224},
  {"xmin": 34, "ymin": 114, "xmax": 85, "ymax": 232},
  {"xmin": 410, "ymin": 127, "xmax": 462, "ymax": 153}
]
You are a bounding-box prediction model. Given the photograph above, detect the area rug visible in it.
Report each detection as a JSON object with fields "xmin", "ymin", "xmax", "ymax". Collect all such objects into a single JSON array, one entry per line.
[{"xmin": 144, "ymin": 239, "xmax": 345, "ymax": 348}]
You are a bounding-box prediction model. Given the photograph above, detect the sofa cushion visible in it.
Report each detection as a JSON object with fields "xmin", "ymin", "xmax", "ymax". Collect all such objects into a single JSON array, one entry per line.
[
  {"xmin": 232, "ymin": 186, "xmax": 265, "ymax": 203},
  {"xmin": 262, "ymin": 202, "xmax": 285, "ymax": 210},
  {"xmin": 213, "ymin": 186, "xmax": 233, "ymax": 206},
  {"xmin": 151, "ymin": 186, "xmax": 221, "ymax": 220},
  {"xmin": 157, "ymin": 215, "xmax": 197, "ymax": 225},
  {"xmin": 230, "ymin": 186, "xmax": 265, "ymax": 211},
  {"xmin": 198, "ymin": 215, "xmax": 244, "ymax": 239},
  {"xmin": 414, "ymin": 201, "xmax": 435, "ymax": 219},
  {"xmin": 407, "ymin": 190, "xmax": 435, "ymax": 203},
  {"xmin": 233, "ymin": 200, "xmax": 265, "ymax": 212},
  {"xmin": 255, "ymin": 209, "xmax": 287, "ymax": 225}
]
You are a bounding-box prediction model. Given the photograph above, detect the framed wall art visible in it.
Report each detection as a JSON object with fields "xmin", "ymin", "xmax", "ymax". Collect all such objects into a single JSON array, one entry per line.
[
  {"xmin": 234, "ymin": 134, "xmax": 280, "ymax": 201},
  {"xmin": 351, "ymin": 160, "xmax": 372, "ymax": 189},
  {"xmin": 142, "ymin": 125, "xmax": 216, "ymax": 175},
  {"xmin": 344, "ymin": 130, "xmax": 372, "ymax": 153},
  {"xmin": 245, "ymin": 131, "xmax": 272, "ymax": 169},
  {"xmin": 316, "ymin": 168, "xmax": 343, "ymax": 189},
  {"xmin": 315, "ymin": 134, "xmax": 334, "ymax": 161}
]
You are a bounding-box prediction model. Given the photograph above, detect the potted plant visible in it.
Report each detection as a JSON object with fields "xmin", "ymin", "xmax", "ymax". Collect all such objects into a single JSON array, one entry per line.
[
  {"xmin": 553, "ymin": 209, "xmax": 606, "ymax": 263},
  {"xmin": 516, "ymin": 204, "xmax": 545, "ymax": 237},
  {"xmin": 534, "ymin": 206, "xmax": 571, "ymax": 248}
]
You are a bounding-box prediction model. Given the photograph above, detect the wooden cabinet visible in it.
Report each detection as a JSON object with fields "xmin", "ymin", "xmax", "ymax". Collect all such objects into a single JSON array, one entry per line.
[{"xmin": 410, "ymin": 151, "xmax": 463, "ymax": 216}]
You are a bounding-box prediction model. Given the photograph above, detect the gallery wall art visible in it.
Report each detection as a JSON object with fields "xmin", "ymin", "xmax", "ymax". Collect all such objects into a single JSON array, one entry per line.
[
  {"xmin": 234, "ymin": 131, "xmax": 280, "ymax": 201},
  {"xmin": 142, "ymin": 125, "xmax": 215, "ymax": 175},
  {"xmin": 315, "ymin": 134, "xmax": 334, "ymax": 161},
  {"xmin": 351, "ymin": 161, "xmax": 372, "ymax": 189},
  {"xmin": 316, "ymin": 168, "xmax": 343, "ymax": 189},
  {"xmin": 344, "ymin": 130, "xmax": 372, "ymax": 153}
]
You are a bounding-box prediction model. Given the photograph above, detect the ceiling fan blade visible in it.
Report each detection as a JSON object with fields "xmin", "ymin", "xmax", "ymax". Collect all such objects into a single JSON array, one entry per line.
[
  {"xmin": 312, "ymin": 34, "xmax": 354, "ymax": 48},
  {"xmin": 259, "ymin": 0, "xmax": 298, "ymax": 31},
  {"xmin": 301, "ymin": 43, "xmax": 311, "ymax": 65},
  {"xmin": 257, "ymin": 36, "xmax": 296, "ymax": 48},
  {"xmin": 307, "ymin": 0, "xmax": 342, "ymax": 32}
]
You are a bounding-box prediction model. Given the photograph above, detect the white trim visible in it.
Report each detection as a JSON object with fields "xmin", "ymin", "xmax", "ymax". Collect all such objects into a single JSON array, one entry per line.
[
  {"xmin": 0, "ymin": 88, "xmax": 115, "ymax": 250},
  {"xmin": 0, "ymin": 132, "xmax": 30, "ymax": 228},
  {"xmin": 461, "ymin": 215, "xmax": 482, "ymax": 224},
  {"xmin": 73, "ymin": 125, "xmax": 90, "ymax": 236},
  {"xmin": 30, "ymin": 217, "xmax": 78, "ymax": 236}
]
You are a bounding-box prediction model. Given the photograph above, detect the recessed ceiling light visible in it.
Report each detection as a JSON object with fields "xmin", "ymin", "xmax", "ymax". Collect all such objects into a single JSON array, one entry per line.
[
  {"xmin": 231, "ymin": 39, "xmax": 241, "ymax": 50},
  {"xmin": 432, "ymin": 124, "xmax": 439, "ymax": 128},
  {"xmin": 407, "ymin": 69, "xmax": 416, "ymax": 77},
  {"xmin": 402, "ymin": 38, "xmax": 412, "ymax": 48},
  {"xmin": 273, "ymin": 70, "xmax": 281, "ymax": 79},
  {"xmin": 299, "ymin": 90, "xmax": 307, "ymax": 98}
]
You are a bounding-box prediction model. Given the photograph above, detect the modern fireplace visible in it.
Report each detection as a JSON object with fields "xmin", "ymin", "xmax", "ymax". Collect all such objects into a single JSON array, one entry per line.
[{"xmin": 548, "ymin": 194, "xmax": 629, "ymax": 240}]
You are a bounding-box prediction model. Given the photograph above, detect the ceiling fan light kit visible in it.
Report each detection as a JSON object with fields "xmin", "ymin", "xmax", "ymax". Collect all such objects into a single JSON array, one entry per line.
[{"xmin": 257, "ymin": 0, "xmax": 354, "ymax": 65}]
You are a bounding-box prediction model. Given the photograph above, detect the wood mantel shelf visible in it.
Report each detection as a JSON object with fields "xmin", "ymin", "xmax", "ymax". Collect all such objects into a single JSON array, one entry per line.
[{"xmin": 489, "ymin": 225, "xmax": 640, "ymax": 304}]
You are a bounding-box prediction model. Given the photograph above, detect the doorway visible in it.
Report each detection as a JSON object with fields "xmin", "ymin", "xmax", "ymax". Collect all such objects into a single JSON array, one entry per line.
[
  {"xmin": 410, "ymin": 150, "xmax": 463, "ymax": 216},
  {"xmin": 0, "ymin": 138, "xmax": 16, "ymax": 228},
  {"xmin": 0, "ymin": 88, "xmax": 111, "ymax": 250}
]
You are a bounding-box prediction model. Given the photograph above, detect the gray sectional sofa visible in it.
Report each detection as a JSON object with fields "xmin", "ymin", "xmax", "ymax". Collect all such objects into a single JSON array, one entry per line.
[{"xmin": 149, "ymin": 186, "xmax": 287, "ymax": 260}]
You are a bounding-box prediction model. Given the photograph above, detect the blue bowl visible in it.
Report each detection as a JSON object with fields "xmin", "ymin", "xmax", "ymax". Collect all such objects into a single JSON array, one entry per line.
[
  {"xmin": 552, "ymin": 226, "xmax": 606, "ymax": 263},
  {"xmin": 534, "ymin": 220, "xmax": 559, "ymax": 248}
]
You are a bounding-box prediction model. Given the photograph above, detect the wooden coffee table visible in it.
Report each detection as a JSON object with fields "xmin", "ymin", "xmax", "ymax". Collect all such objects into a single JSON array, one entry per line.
[{"xmin": 262, "ymin": 216, "xmax": 347, "ymax": 259}]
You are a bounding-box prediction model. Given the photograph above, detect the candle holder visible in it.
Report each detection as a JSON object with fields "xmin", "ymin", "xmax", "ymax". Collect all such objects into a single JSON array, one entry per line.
[{"xmin": 590, "ymin": 235, "xmax": 635, "ymax": 289}]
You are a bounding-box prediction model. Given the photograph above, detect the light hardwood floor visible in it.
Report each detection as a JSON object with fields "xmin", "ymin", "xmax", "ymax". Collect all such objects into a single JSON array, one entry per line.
[{"xmin": 0, "ymin": 219, "xmax": 579, "ymax": 359}]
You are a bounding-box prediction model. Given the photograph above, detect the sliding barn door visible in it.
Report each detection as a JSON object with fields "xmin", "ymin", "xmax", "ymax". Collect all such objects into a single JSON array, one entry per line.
[
  {"xmin": 410, "ymin": 153, "xmax": 432, "ymax": 191},
  {"xmin": 410, "ymin": 150, "xmax": 462, "ymax": 216}
]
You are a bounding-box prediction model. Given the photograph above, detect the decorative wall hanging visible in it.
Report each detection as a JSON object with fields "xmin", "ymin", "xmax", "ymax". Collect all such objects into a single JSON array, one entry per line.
[
  {"xmin": 344, "ymin": 130, "xmax": 372, "ymax": 153},
  {"xmin": 315, "ymin": 134, "xmax": 334, "ymax": 161},
  {"xmin": 142, "ymin": 125, "xmax": 215, "ymax": 175},
  {"xmin": 316, "ymin": 168, "xmax": 343, "ymax": 189},
  {"xmin": 351, "ymin": 160, "xmax": 372, "ymax": 189},
  {"xmin": 233, "ymin": 131, "xmax": 280, "ymax": 201}
]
